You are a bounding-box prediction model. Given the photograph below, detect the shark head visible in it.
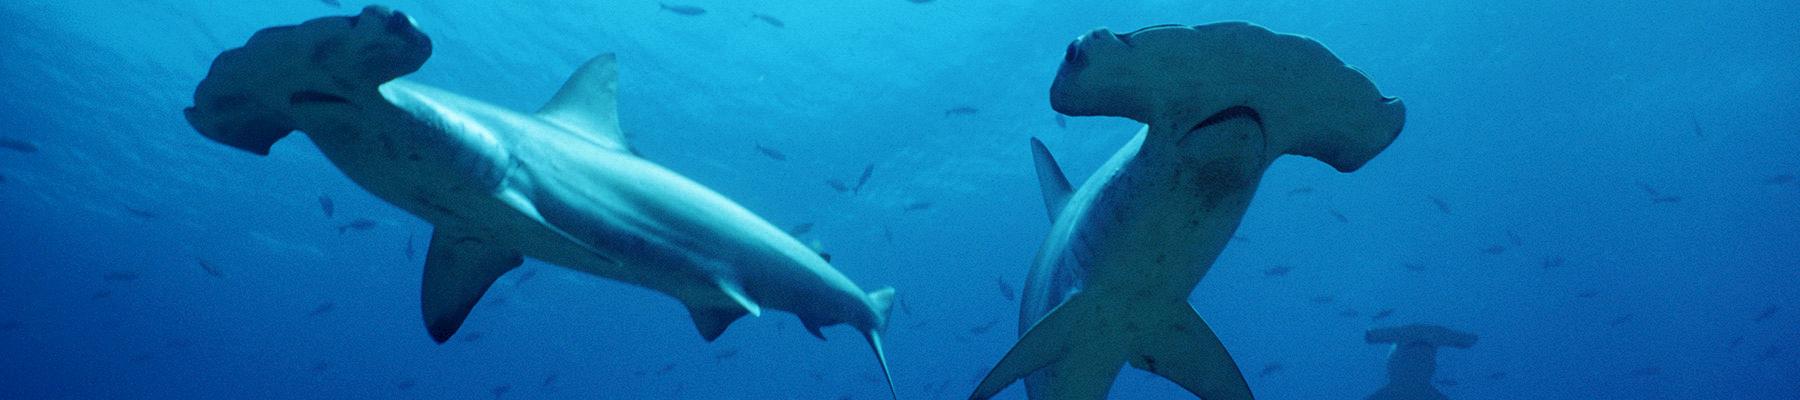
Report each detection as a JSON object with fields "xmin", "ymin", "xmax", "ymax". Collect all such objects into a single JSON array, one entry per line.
[
  {"xmin": 1050, "ymin": 22, "xmax": 1405, "ymax": 172},
  {"xmin": 184, "ymin": 6, "xmax": 431, "ymax": 155}
]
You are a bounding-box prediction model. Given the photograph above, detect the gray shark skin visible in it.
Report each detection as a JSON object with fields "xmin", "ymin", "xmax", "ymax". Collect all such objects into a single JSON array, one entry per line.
[
  {"xmin": 972, "ymin": 22, "xmax": 1406, "ymax": 400},
  {"xmin": 1365, "ymin": 324, "xmax": 1478, "ymax": 400},
  {"xmin": 182, "ymin": 7, "xmax": 896, "ymax": 397}
]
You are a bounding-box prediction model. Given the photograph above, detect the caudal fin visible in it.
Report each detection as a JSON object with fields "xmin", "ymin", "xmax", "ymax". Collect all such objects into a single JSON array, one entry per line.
[
  {"xmin": 970, "ymin": 294, "xmax": 1253, "ymax": 400},
  {"xmin": 863, "ymin": 287, "xmax": 898, "ymax": 400}
]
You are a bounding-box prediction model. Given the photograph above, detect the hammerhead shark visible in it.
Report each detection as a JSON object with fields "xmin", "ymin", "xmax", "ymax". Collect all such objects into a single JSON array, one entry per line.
[
  {"xmin": 182, "ymin": 7, "xmax": 896, "ymax": 397},
  {"xmin": 972, "ymin": 22, "xmax": 1406, "ymax": 399}
]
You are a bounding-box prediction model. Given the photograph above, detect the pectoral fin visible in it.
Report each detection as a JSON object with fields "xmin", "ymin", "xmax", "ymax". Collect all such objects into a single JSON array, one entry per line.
[
  {"xmin": 1125, "ymin": 303, "xmax": 1254, "ymax": 400},
  {"xmin": 420, "ymin": 228, "xmax": 522, "ymax": 343}
]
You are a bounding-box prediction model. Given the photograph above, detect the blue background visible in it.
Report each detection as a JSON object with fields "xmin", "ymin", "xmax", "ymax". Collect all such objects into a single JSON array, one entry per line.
[{"xmin": 2, "ymin": 1, "xmax": 1797, "ymax": 399}]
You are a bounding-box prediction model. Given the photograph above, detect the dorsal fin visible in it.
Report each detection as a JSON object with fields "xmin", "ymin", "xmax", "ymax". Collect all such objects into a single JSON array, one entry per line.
[
  {"xmin": 1030, "ymin": 137, "xmax": 1074, "ymax": 221},
  {"xmin": 537, "ymin": 53, "xmax": 632, "ymax": 153}
]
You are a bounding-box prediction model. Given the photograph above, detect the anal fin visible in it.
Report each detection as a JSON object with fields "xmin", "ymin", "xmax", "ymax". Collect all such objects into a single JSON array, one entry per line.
[
  {"xmin": 687, "ymin": 305, "xmax": 748, "ymax": 342},
  {"xmin": 420, "ymin": 228, "xmax": 523, "ymax": 343}
]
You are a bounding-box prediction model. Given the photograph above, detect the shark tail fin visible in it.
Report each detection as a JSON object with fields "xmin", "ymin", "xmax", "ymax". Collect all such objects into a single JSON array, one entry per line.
[
  {"xmin": 969, "ymin": 294, "xmax": 1254, "ymax": 400},
  {"xmin": 863, "ymin": 286, "xmax": 898, "ymax": 400},
  {"xmin": 536, "ymin": 53, "xmax": 634, "ymax": 154}
]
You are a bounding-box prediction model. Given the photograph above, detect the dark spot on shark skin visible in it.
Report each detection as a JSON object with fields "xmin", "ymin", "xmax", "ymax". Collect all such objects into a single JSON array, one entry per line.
[{"xmin": 1259, "ymin": 362, "xmax": 1283, "ymax": 377}]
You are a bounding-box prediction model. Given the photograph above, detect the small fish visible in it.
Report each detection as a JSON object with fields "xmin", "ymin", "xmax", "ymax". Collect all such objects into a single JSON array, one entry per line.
[
  {"xmin": 196, "ymin": 258, "xmax": 224, "ymax": 278},
  {"xmin": 0, "ymin": 320, "xmax": 21, "ymax": 331},
  {"xmin": 655, "ymin": 363, "xmax": 677, "ymax": 375},
  {"xmin": 897, "ymin": 296, "xmax": 915, "ymax": 316},
  {"xmin": 461, "ymin": 331, "xmax": 484, "ymax": 342},
  {"xmin": 787, "ymin": 222, "xmax": 814, "ymax": 236},
  {"xmin": 1436, "ymin": 379, "xmax": 1458, "ymax": 387},
  {"xmin": 1649, "ymin": 195, "xmax": 1682, "ymax": 204},
  {"xmin": 1262, "ymin": 265, "xmax": 1291, "ymax": 277},
  {"xmin": 1287, "ymin": 186, "xmax": 1314, "ymax": 196},
  {"xmin": 853, "ymin": 164, "xmax": 875, "ymax": 194},
  {"xmin": 319, "ymin": 195, "xmax": 335, "ymax": 218},
  {"xmin": 1728, "ymin": 336, "xmax": 1744, "ymax": 349},
  {"xmin": 337, "ymin": 218, "xmax": 377, "ymax": 234},
  {"xmin": 124, "ymin": 207, "xmax": 158, "ymax": 219},
  {"xmin": 1428, "ymin": 196, "xmax": 1451, "ymax": 214},
  {"xmin": 541, "ymin": 373, "xmax": 559, "ymax": 388},
  {"xmin": 1480, "ymin": 244, "xmax": 1507, "ymax": 255},
  {"xmin": 713, "ymin": 347, "xmax": 740, "ymax": 361},
  {"xmin": 0, "ymin": 137, "xmax": 39, "ymax": 153},
  {"xmin": 394, "ymin": 379, "xmax": 417, "ymax": 390},
  {"xmin": 103, "ymin": 271, "xmax": 140, "ymax": 282},
  {"xmin": 995, "ymin": 277, "xmax": 1016, "ymax": 301},
  {"xmin": 1327, "ymin": 209, "xmax": 1348, "ymax": 223},
  {"xmin": 903, "ymin": 201, "xmax": 933, "ymax": 212},
  {"xmin": 1691, "ymin": 116, "xmax": 1704, "ymax": 138},
  {"xmin": 1506, "ymin": 230, "xmax": 1523, "ymax": 246},
  {"xmin": 1541, "ymin": 256, "xmax": 1565, "ymax": 269},
  {"xmin": 1753, "ymin": 304, "xmax": 1780, "ymax": 322},
  {"xmin": 163, "ymin": 337, "xmax": 193, "ymax": 349},
  {"xmin": 1763, "ymin": 174, "xmax": 1796, "ymax": 186},
  {"xmin": 943, "ymin": 106, "xmax": 979, "ymax": 116},
  {"xmin": 308, "ymin": 302, "xmax": 336, "ymax": 317},
  {"xmin": 1488, "ymin": 371, "xmax": 1507, "ymax": 380},
  {"xmin": 0, "ymin": 174, "xmax": 7, "ymax": 184},
  {"xmin": 1575, "ymin": 289, "xmax": 1600, "ymax": 298},
  {"xmin": 1637, "ymin": 182, "xmax": 1662, "ymax": 197},
  {"xmin": 1231, "ymin": 235, "xmax": 1250, "ymax": 242},
  {"xmin": 319, "ymin": 0, "xmax": 341, "ymax": 8},
  {"xmin": 309, "ymin": 361, "xmax": 331, "ymax": 374},
  {"xmin": 907, "ymin": 0, "xmax": 934, "ymax": 4},
  {"xmin": 491, "ymin": 384, "xmax": 512, "ymax": 399},
  {"xmin": 754, "ymin": 144, "xmax": 786, "ymax": 161},
  {"xmin": 1258, "ymin": 363, "xmax": 1283, "ymax": 377},
  {"xmin": 91, "ymin": 290, "xmax": 113, "ymax": 300},
  {"xmin": 1609, "ymin": 313, "xmax": 1633, "ymax": 326},
  {"xmin": 750, "ymin": 13, "xmax": 785, "ymax": 28},
  {"xmin": 1371, "ymin": 308, "xmax": 1395, "ymax": 321},
  {"xmin": 825, "ymin": 179, "xmax": 850, "ymax": 193},
  {"xmin": 969, "ymin": 318, "xmax": 1003, "ymax": 335},
  {"xmin": 658, "ymin": 3, "xmax": 707, "ymax": 16},
  {"xmin": 1309, "ymin": 295, "xmax": 1335, "ymax": 304},
  {"xmin": 1402, "ymin": 263, "xmax": 1428, "ymax": 272},
  {"xmin": 405, "ymin": 233, "xmax": 416, "ymax": 261},
  {"xmin": 1338, "ymin": 308, "xmax": 1360, "ymax": 318},
  {"xmin": 1054, "ymin": 114, "xmax": 1067, "ymax": 128},
  {"xmin": 1632, "ymin": 366, "xmax": 1660, "ymax": 376},
  {"xmin": 882, "ymin": 226, "xmax": 894, "ymax": 243}
]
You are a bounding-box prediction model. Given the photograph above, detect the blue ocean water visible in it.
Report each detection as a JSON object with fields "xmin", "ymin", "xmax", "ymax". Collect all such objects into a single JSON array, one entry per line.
[{"xmin": 1, "ymin": 0, "xmax": 1797, "ymax": 399}]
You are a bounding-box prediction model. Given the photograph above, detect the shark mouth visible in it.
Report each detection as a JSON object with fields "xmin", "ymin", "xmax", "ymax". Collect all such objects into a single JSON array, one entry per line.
[{"xmin": 290, "ymin": 90, "xmax": 351, "ymax": 106}]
